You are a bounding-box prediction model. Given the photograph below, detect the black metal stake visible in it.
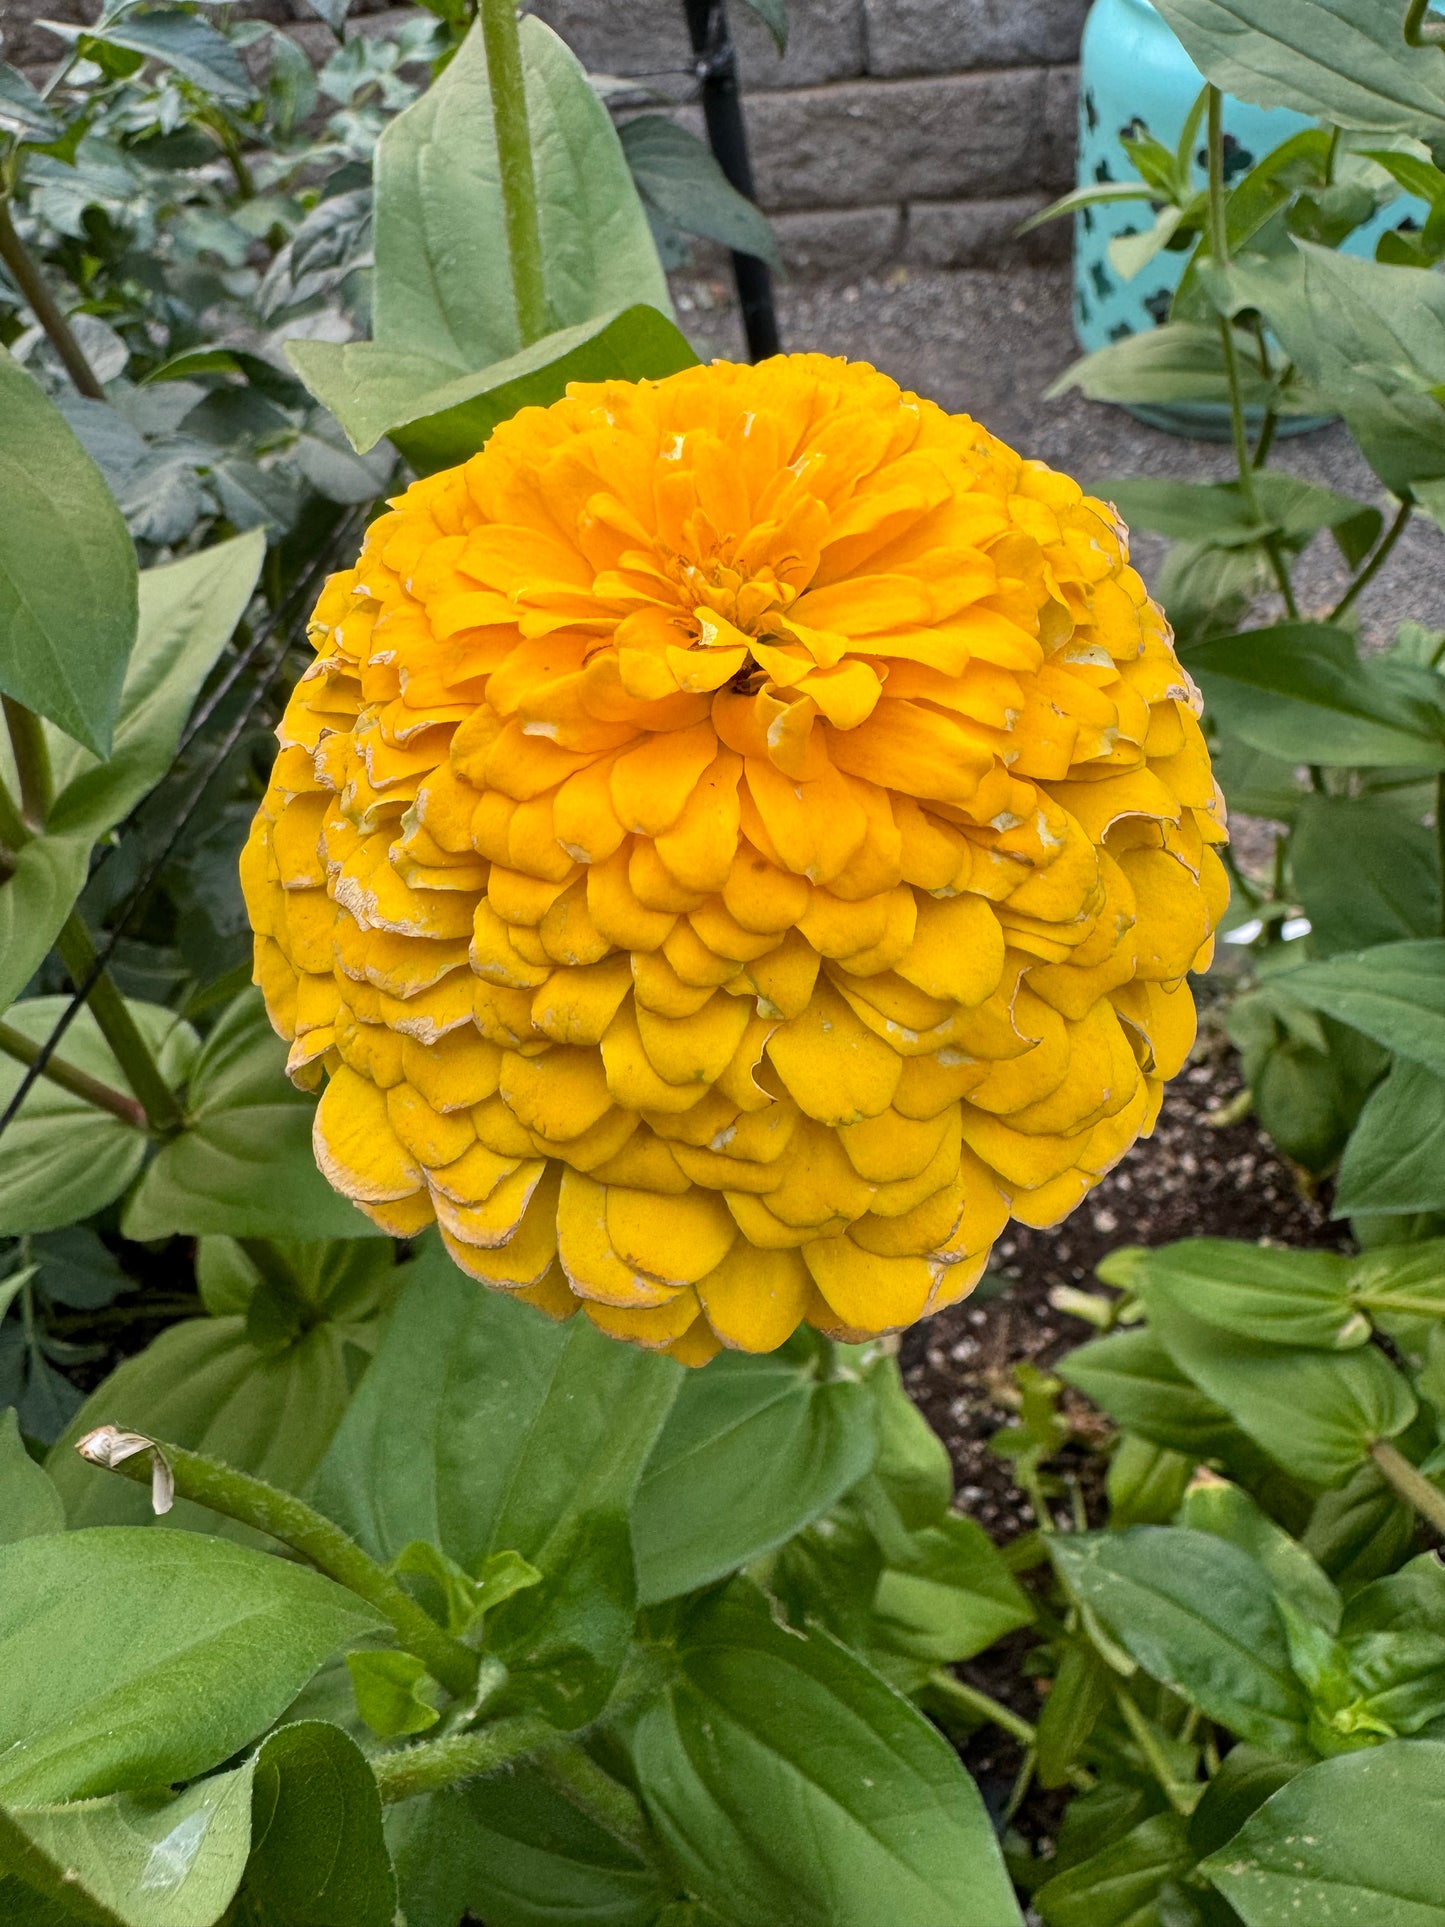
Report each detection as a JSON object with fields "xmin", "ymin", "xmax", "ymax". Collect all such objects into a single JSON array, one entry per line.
[{"xmin": 682, "ymin": 0, "xmax": 781, "ymax": 361}]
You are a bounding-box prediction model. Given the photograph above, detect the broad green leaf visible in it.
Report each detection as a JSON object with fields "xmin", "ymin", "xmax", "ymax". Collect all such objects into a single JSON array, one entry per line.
[
  {"xmin": 1153, "ymin": 0, "xmax": 1445, "ymax": 137},
  {"xmin": 371, "ymin": 19, "xmax": 665, "ymax": 367},
  {"xmin": 1303, "ymin": 1459, "xmax": 1415, "ymax": 1593},
  {"xmin": 1269, "ymin": 941, "xmax": 1445, "ymax": 1078},
  {"xmin": 346, "ymin": 1650, "xmax": 443, "ymax": 1739},
  {"xmin": 1201, "ymin": 1740, "xmax": 1445, "ymax": 1925},
  {"xmin": 1050, "ymin": 1528, "xmax": 1311, "ymax": 1752},
  {"xmin": 1033, "ymin": 1811, "xmax": 1194, "ymax": 1927},
  {"xmin": 290, "ymin": 305, "xmax": 698, "ymax": 469},
  {"xmin": 0, "ymin": 63, "xmax": 60, "ymax": 139},
  {"xmin": 0, "ymin": 1409, "xmax": 63, "ymax": 1542},
  {"xmin": 737, "ymin": 0, "xmax": 789, "ymax": 51},
  {"xmin": 0, "ymin": 1719, "xmax": 392, "ymax": 1927},
  {"xmin": 1290, "ymin": 797, "xmax": 1441, "ymax": 955},
  {"xmin": 1186, "ymin": 624, "xmax": 1445, "ymax": 769},
  {"xmin": 1103, "ymin": 473, "xmax": 1380, "ymax": 565},
  {"xmin": 0, "ymin": 832, "xmax": 92, "ymax": 1020},
  {"xmin": 1056, "ymin": 1326, "xmax": 1246, "ymax": 1457},
  {"xmin": 631, "ymin": 1336, "xmax": 877, "ymax": 1604},
  {"xmin": 1148, "ymin": 1297, "xmax": 1416, "ymax": 1486},
  {"xmin": 0, "ymin": 349, "xmax": 136, "ymax": 756},
  {"xmin": 1049, "ymin": 321, "xmax": 1316, "ymax": 412},
  {"xmin": 868, "ymin": 1511, "xmax": 1035, "ymax": 1674},
  {"xmin": 0, "ymin": 998, "xmax": 196, "ymax": 1236},
  {"xmin": 0, "ymin": 1530, "xmax": 381, "ymax": 1803},
  {"xmin": 312, "ymin": 1240, "xmax": 679, "ymax": 1726},
  {"xmin": 123, "ymin": 989, "xmax": 384, "ymax": 1241},
  {"xmin": 631, "ymin": 1582, "xmax": 1024, "ymax": 1927},
  {"xmin": 1179, "ymin": 1476, "xmax": 1342, "ymax": 1631},
  {"xmin": 1106, "ymin": 1434, "xmax": 1196, "ymax": 1528},
  {"xmin": 386, "ymin": 1768, "xmax": 669, "ymax": 1927},
  {"xmin": 44, "ymin": 9, "xmax": 255, "ymax": 103},
  {"xmin": 620, "ymin": 116, "xmax": 780, "ymax": 265},
  {"xmin": 45, "ymin": 1263, "xmax": 392, "ymax": 1540},
  {"xmin": 1132, "ymin": 1238, "xmax": 1366, "ymax": 1351},
  {"xmin": 1336, "ymin": 1058, "xmax": 1445, "ymax": 1218},
  {"xmin": 1350, "ymin": 1239, "xmax": 1445, "ymax": 1321},
  {"xmin": 45, "ymin": 532, "xmax": 264, "ymax": 839},
  {"xmin": 1187, "ymin": 1745, "xmax": 1307, "ymax": 1862},
  {"xmin": 1034, "ymin": 1640, "xmax": 1111, "ymax": 1791}
]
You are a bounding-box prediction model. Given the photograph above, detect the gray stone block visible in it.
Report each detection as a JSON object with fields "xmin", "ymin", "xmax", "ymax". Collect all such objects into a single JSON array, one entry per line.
[
  {"xmin": 524, "ymin": 0, "xmax": 865, "ymax": 97},
  {"xmin": 742, "ymin": 68, "xmax": 1050, "ymax": 210},
  {"xmin": 863, "ymin": 0, "xmax": 1089, "ymax": 76},
  {"xmin": 904, "ymin": 194, "xmax": 1071, "ymax": 268},
  {"xmin": 771, "ymin": 203, "xmax": 905, "ymax": 275},
  {"xmin": 1040, "ymin": 63, "xmax": 1081, "ymax": 189}
]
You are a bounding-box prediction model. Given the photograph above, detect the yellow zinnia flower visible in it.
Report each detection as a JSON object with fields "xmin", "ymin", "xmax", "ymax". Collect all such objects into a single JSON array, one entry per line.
[{"xmin": 242, "ymin": 354, "xmax": 1227, "ymax": 1364}]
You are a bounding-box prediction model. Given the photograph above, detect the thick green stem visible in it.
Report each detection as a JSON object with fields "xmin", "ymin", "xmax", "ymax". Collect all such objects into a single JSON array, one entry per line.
[
  {"xmin": 3, "ymin": 698, "xmax": 52, "ymax": 829},
  {"xmin": 928, "ymin": 1669, "xmax": 1037, "ymax": 1748},
  {"xmin": 534, "ymin": 1746, "xmax": 660, "ymax": 1866},
  {"xmin": 1405, "ymin": 0, "xmax": 1445, "ymax": 46},
  {"xmin": 1114, "ymin": 1687, "xmax": 1196, "ymax": 1816},
  {"xmin": 1438, "ymin": 772, "xmax": 1445, "ymax": 939},
  {"xmin": 54, "ymin": 916, "xmax": 186, "ymax": 1137},
  {"xmin": 0, "ymin": 194, "xmax": 105, "ymax": 399},
  {"xmin": 1372, "ymin": 1439, "xmax": 1445, "ymax": 1540},
  {"xmin": 0, "ymin": 1021, "xmax": 147, "ymax": 1129},
  {"xmin": 479, "ymin": 0, "xmax": 548, "ymax": 344},
  {"xmin": 371, "ymin": 1715, "xmax": 557, "ymax": 1803},
  {"xmin": 1330, "ymin": 500, "xmax": 1412, "ymax": 622},
  {"xmin": 77, "ymin": 1431, "xmax": 483, "ymax": 1700}
]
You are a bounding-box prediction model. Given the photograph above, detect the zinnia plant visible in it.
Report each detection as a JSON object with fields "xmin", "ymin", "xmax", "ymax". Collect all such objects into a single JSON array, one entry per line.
[{"xmin": 243, "ymin": 352, "xmax": 1228, "ymax": 1362}]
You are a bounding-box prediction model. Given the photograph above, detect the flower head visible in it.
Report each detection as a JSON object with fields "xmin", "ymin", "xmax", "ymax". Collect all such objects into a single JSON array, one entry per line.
[{"xmin": 242, "ymin": 354, "xmax": 1226, "ymax": 1364}]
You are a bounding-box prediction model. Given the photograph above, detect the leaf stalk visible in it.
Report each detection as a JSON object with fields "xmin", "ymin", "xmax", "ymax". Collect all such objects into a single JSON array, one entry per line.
[
  {"xmin": 54, "ymin": 915, "xmax": 187, "ymax": 1137},
  {"xmin": 1372, "ymin": 1438, "xmax": 1445, "ymax": 1540},
  {"xmin": 479, "ymin": 0, "xmax": 549, "ymax": 345},
  {"xmin": 0, "ymin": 1020, "xmax": 147, "ymax": 1129}
]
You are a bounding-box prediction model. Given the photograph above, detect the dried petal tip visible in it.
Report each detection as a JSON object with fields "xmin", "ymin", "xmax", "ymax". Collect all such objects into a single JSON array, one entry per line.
[
  {"xmin": 244, "ymin": 353, "xmax": 1226, "ymax": 1362},
  {"xmin": 76, "ymin": 1425, "xmax": 175, "ymax": 1515}
]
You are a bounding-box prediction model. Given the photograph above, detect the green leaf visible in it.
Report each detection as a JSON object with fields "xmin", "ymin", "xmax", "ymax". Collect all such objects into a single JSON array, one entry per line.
[
  {"xmin": 386, "ymin": 1768, "xmax": 669, "ymax": 1927},
  {"xmin": 1201, "ymin": 1740, "xmax": 1445, "ymax": 1925},
  {"xmin": 1336, "ymin": 1058, "xmax": 1445, "ymax": 1218},
  {"xmin": 45, "ymin": 532, "xmax": 264, "ymax": 840},
  {"xmin": 0, "ymin": 349, "xmax": 136, "ymax": 757},
  {"xmin": 1035, "ymin": 1640, "xmax": 1111, "ymax": 1791},
  {"xmin": 0, "ymin": 1529, "xmax": 381, "ymax": 1804},
  {"xmin": 1303, "ymin": 1459, "xmax": 1415, "ymax": 1593},
  {"xmin": 289, "ymin": 305, "xmax": 698, "ymax": 469},
  {"xmin": 0, "ymin": 1409, "xmax": 63, "ymax": 1542},
  {"xmin": 1186, "ymin": 623, "xmax": 1445, "ymax": 769},
  {"xmin": 1178, "ymin": 1476, "xmax": 1342, "ymax": 1631},
  {"xmin": 1052, "ymin": 1528, "xmax": 1312, "ymax": 1751},
  {"xmin": 1049, "ymin": 321, "xmax": 1316, "ymax": 412},
  {"xmin": 346, "ymin": 1650, "xmax": 443, "ymax": 1739},
  {"xmin": 1267, "ymin": 941, "xmax": 1445, "ymax": 1078},
  {"xmin": 631, "ymin": 1581, "xmax": 1024, "ymax": 1927},
  {"xmin": 1033, "ymin": 1811, "xmax": 1195, "ymax": 1927},
  {"xmin": 737, "ymin": 0, "xmax": 789, "ymax": 51},
  {"xmin": 631, "ymin": 1336, "xmax": 877, "ymax": 1604},
  {"xmin": 1147, "ymin": 1297, "xmax": 1417, "ymax": 1486},
  {"xmin": 0, "ymin": 998, "xmax": 196, "ymax": 1236},
  {"xmin": 0, "ymin": 1719, "xmax": 391, "ymax": 1927},
  {"xmin": 1106, "ymin": 1434, "xmax": 1196, "ymax": 1528},
  {"xmin": 0, "ymin": 833, "xmax": 93, "ymax": 1020},
  {"xmin": 1152, "ymin": 0, "xmax": 1445, "ymax": 137},
  {"xmin": 1187, "ymin": 1744, "xmax": 1306, "ymax": 1862},
  {"xmin": 1132, "ymin": 1238, "xmax": 1366, "ymax": 1351},
  {"xmin": 1350, "ymin": 1238, "xmax": 1445, "ymax": 1321},
  {"xmin": 45, "ymin": 9, "xmax": 256, "ymax": 104},
  {"xmin": 45, "ymin": 1253, "xmax": 395, "ymax": 1540},
  {"xmin": 867, "ymin": 1512, "xmax": 1035, "ymax": 1675},
  {"xmin": 1103, "ymin": 473, "xmax": 1381, "ymax": 565},
  {"xmin": 620, "ymin": 116, "xmax": 780, "ymax": 265},
  {"xmin": 0, "ymin": 64, "xmax": 60, "ymax": 140},
  {"xmin": 1056, "ymin": 1326, "xmax": 1246, "ymax": 1458},
  {"xmin": 1290, "ymin": 796, "xmax": 1442, "ymax": 955},
  {"xmin": 123, "ymin": 989, "xmax": 385, "ymax": 1241},
  {"xmin": 312, "ymin": 1240, "xmax": 679, "ymax": 1727},
  {"xmin": 388, "ymin": 1540, "xmax": 540, "ymax": 1640}
]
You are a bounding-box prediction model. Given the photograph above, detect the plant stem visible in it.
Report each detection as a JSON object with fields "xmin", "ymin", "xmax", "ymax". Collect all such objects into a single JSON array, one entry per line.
[
  {"xmin": 1438, "ymin": 771, "xmax": 1445, "ymax": 939},
  {"xmin": 1405, "ymin": 0, "xmax": 1445, "ymax": 46},
  {"xmin": 1113, "ymin": 1687, "xmax": 1195, "ymax": 1816},
  {"xmin": 1372, "ymin": 1439, "xmax": 1445, "ymax": 1540},
  {"xmin": 1329, "ymin": 499, "xmax": 1412, "ymax": 622},
  {"xmin": 928, "ymin": 1669, "xmax": 1037, "ymax": 1748},
  {"xmin": 77, "ymin": 1432, "xmax": 483, "ymax": 1700},
  {"xmin": 53, "ymin": 915, "xmax": 186, "ymax": 1137},
  {"xmin": 0, "ymin": 774, "xmax": 27, "ymax": 879},
  {"xmin": 479, "ymin": 0, "xmax": 548, "ymax": 345},
  {"xmin": 0, "ymin": 1021, "xmax": 147, "ymax": 1128},
  {"xmin": 534, "ymin": 1745, "xmax": 660, "ymax": 1866},
  {"xmin": 0, "ymin": 193, "xmax": 105, "ymax": 399},
  {"xmin": 3, "ymin": 698, "xmax": 53, "ymax": 829},
  {"xmin": 371, "ymin": 1715, "xmax": 558, "ymax": 1803}
]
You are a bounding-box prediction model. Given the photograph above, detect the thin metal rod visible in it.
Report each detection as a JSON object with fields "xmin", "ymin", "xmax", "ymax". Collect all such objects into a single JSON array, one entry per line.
[{"xmin": 682, "ymin": 0, "xmax": 780, "ymax": 361}]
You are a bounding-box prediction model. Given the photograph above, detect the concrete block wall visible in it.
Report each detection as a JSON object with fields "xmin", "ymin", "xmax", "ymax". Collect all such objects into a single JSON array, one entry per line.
[{"xmin": 5, "ymin": 0, "xmax": 1087, "ymax": 278}]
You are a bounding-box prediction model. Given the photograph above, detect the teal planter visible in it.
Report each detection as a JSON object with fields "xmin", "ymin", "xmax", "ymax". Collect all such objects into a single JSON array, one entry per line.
[{"xmin": 1075, "ymin": 0, "xmax": 1426, "ymax": 435}]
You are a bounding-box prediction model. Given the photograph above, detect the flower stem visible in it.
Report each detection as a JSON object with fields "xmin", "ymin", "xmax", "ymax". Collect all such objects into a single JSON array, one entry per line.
[
  {"xmin": 53, "ymin": 915, "xmax": 187, "ymax": 1137},
  {"xmin": 928, "ymin": 1668, "xmax": 1037, "ymax": 1748},
  {"xmin": 1329, "ymin": 499, "xmax": 1412, "ymax": 622},
  {"xmin": 479, "ymin": 0, "xmax": 548, "ymax": 345},
  {"xmin": 371, "ymin": 1715, "xmax": 557, "ymax": 1803},
  {"xmin": 0, "ymin": 1021, "xmax": 147, "ymax": 1129},
  {"xmin": 1114, "ymin": 1686, "xmax": 1196, "ymax": 1816},
  {"xmin": 534, "ymin": 1744, "xmax": 660, "ymax": 1866},
  {"xmin": 76, "ymin": 1430, "xmax": 482, "ymax": 1701},
  {"xmin": 3, "ymin": 697, "xmax": 53, "ymax": 829},
  {"xmin": 0, "ymin": 192, "xmax": 105, "ymax": 400},
  {"xmin": 1372, "ymin": 1438, "xmax": 1445, "ymax": 1541}
]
